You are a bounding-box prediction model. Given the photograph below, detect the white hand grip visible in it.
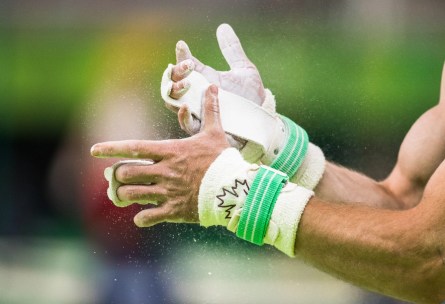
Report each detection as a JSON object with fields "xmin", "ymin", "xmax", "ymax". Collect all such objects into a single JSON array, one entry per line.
[{"xmin": 161, "ymin": 65, "xmax": 286, "ymax": 161}]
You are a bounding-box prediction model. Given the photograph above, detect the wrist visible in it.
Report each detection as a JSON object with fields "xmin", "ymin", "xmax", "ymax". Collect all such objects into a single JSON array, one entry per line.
[
  {"xmin": 226, "ymin": 175, "xmax": 314, "ymax": 257},
  {"xmin": 291, "ymin": 143, "xmax": 326, "ymax": 190},
  {"xmin": 198, "ymin": 148, "xmax": 259, "ymax": 227},
  {"xmin": 240, "ymin": 89, "xmax": 326, "ymax": 190},
  {"xmin": 198, "ymin": 147, "xmax": 314, "ymax": 257}
]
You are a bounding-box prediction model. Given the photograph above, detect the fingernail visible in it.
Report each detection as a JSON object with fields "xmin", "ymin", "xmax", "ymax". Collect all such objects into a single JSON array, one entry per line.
[
  {"xmin": 209, "ymin": 84, "xmax": 218, "ymax": 95},
  {"xmin": 182, "ymin": 60, "xmax": 194, "ymax": 72}
]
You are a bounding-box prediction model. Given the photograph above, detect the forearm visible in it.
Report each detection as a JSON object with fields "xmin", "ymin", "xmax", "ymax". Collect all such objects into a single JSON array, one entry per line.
[
  {"xmin": 295, "ymin": 196, "xmax": 445, "ymax": 303},
  {"xmin": 315, "ymin": 162, "xmax": 403, "ymax": 209},
  {"xmin": 313, "ymin": 102, "xmax": 445, "ymax": 211},
  {"xmin": 195, "ymin": 147, "xmax": 444, "ymax": 302}
]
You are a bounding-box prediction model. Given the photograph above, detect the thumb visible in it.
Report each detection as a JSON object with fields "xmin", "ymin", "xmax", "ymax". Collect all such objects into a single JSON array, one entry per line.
[
  {"xmin": 201, "ymin": 85, "xmax": 223, "ymax": 132},
  {"xmin": 134, "ymin": 207, "xmax": 169, "ymax": 228}
]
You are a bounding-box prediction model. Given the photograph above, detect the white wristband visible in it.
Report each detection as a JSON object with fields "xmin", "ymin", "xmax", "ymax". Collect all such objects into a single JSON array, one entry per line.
[
  {"xmin": 199, "ymin": 148, "xmax": 313, "ymax": 257},
  {"xmin": 198, "ymin": 148, "xmax": 258, "ymax": 227},
  {"xmin": 291, "ymin": 143, "xmax": 326, "ymax": 190}
]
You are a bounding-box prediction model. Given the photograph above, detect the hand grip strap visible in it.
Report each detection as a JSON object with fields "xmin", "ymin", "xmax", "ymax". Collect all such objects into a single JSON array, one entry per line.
[
  {"xmin": 236, "ymin": 165, "xmax": 288, "ymax": 245},
  {"xmin": 161, "ymin": 65, "xmax": 309, "ymax": 177}
]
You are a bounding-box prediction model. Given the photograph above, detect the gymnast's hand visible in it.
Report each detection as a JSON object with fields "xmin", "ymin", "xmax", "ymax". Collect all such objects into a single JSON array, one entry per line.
[
  {"xmin": 166, "ymin": 23, "xmax": 266, "ymax": 136},
  {"xmin": 91, "ymin": 85, "xmax": 230, "ymax": 227}
]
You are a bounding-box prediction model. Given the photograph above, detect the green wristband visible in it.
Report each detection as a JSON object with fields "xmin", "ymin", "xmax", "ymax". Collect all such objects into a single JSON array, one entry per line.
[
  {"xmin": 271, "ymin": 116, "xmax": 309, "ymax": 178},
  {"xmin": 236, "ymin": 165, "xmax": 288, "ymax": 245}
]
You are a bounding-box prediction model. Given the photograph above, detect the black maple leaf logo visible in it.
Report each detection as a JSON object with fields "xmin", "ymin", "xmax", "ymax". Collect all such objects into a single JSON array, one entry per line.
[{"xmin": 216, "ymin": 179, "xmax": 250, "ymax": 219}]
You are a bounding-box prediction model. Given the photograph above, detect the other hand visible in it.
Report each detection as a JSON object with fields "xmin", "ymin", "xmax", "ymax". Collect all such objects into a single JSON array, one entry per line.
[
  {"xmin": 91, "ymin": 85, "xmax": 230, "ymax": 227},
  {"xmin": 167, "ymin": 24, "xmax": 266, "ymax": 135}
]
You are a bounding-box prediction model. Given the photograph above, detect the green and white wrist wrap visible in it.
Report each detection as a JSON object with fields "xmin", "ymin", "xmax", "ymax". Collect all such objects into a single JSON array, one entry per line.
[
  {"xmin": 199, "ymin": 148, "xmax": 314, "ymax": 257},
  {"xmin": 240, "ymin": 89, "xmax": 325, "ymax": 190},
  {"xmin": 236, "ymin": 166, "xmax": 288, "ymax": 245},
  {"xmin": 269, "ymin": 116, "xmax": 308, "ymax": 179}
]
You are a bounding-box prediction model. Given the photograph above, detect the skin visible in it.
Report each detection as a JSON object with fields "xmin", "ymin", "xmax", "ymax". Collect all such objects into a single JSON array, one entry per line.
[
  {"xmin": 91, "ymin": 25, "xmax": 445, "ymax": 302},
  {"xmin": 91, "ymin": 79, "xmax": 445, "ymax": 302},
  {"xmin": 166, "ymin": 24, "xmax": 437, "ymax": 211},
  {"xmin": 92, "ymin": 85, "xmax": 229, "ymax": 226}
]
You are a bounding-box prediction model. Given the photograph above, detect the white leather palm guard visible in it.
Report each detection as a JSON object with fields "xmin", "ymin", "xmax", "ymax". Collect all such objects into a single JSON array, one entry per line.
[
  {"xmin": 198, "ymin": 148, "xmax": 313, "ymax": 257},
  {"xmin": 162, "ymin": 65, "xmax": 288, "ymax": 164},
  {"xmin": 161, "ymin": 64, "xmax": 326, "ymax": 190},
  {"xmin": 104, "ymin": 160, "xmax": 155, "ymax": 207}
]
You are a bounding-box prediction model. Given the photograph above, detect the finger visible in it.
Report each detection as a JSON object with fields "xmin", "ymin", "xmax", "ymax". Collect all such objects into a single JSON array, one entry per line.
[
  {"xmin": 134, "ymin": 205, "xmax": 172, "ymax": 227},
  {"xmin": 201, "ymin": 85, "xmax": 223, "ymax": 132},
  {"xmin": 115, "ymin": 163, "xmax": 162, "ymax": 184},
  {"xmin": 176, "ymin": 40, "xmax": 193, "ymax": 63},
  {"xmin": 177, "ymin": 104, "xmax": 189, "ymax": 132},
  {"xmin": 216, "ymin": 23, "xmax": 252, "ymax": 69},
  {"xmin": 171, "ymin": 59, "xmax": 194, "ymax": 82},
  {"xmin": 176, "ymin": 40, "xmax": 220, "ymax": 84},
  {"xmin": 169, "ymin": 79, "xmax": 191, "ymax": 100},
  {"xmin": 117, "ymin": 184, "xmax": 166, "ymax": 202},
  {"xmin": 178, "ymin": 104, "xmax": 201, "ymax": 135},
  {"xmin": 91, "ymin": 140, "xmax": 168, "ymax": 160}
]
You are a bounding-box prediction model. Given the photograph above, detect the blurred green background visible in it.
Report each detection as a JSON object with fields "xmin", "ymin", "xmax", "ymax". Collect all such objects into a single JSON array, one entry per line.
[{"xmin": 0, "ymin": 1, "xmax": 444, "ymax": 303}]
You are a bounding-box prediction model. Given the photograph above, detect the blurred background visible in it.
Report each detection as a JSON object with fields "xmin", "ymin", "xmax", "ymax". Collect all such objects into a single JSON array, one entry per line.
[{"xmin": 0, "ymin": 0, "xmax": 444, "ymax": 303}]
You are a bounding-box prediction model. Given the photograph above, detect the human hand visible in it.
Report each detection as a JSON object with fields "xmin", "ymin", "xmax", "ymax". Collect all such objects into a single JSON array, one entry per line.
[
  {"xmin": 166, "ymin": 24, "xmax": 268, "ymax": 136},
  {"xmin": 162, "ymin": 24, "xmax": 325, "ymax": 191},
  {"xmin": 91, "ymin": 85, "xmax": 230, "ymax": 227},
  {"xmin": 177, "ymin": 24, "xmax": 265, "ymax": 104}
]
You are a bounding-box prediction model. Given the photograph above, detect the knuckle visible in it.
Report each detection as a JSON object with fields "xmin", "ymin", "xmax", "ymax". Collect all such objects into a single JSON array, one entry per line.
[
  {"xmin": 158, "ymin": 187, "xmax": 168, "ymax": 198},
  {"xmin": 166, "ymin": 170, "xmax": 180, "ymax": 181},
  {"xmin": 162, "ymin": 143, "xmax": 178, "ymax": 158},
  {"xmin": 205, "ymin": 127, "xmax": 225, "ymax": 139},
  {"xmin": 205, "ymin": 99, "xmax": 219, "ymax": 113},
  {"xmin": 163, "ymin": 204, "xmax": 177, "ymax": 219},
  {"xmin": 177, "ymin": 80, "xmax": 185, "ymax": 90},
  {"xmin": 128, "ymin": 141, "xmax": 144, "ymax": 157},
  {"xmin": 150, "ymin": 167, "xmax": 163, "ymax": 181},
  {"xmin": 172, "ymin": 66, "xmax": 181, "ymax": 78}
]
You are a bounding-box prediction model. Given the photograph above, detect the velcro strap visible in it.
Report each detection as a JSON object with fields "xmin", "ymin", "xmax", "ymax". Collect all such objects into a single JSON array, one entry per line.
[
  {"xmin": 270, "ymin": 115, "xmax": 309, "ymax": 178},
  {"xmin": 236, "ymin": 165, "xmax": 288, "ymax": 245}
]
